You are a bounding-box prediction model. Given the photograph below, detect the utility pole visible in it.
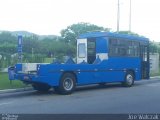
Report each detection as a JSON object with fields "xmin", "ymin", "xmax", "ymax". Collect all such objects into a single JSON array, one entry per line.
[
  {"xmin": 32, "ymin": 48, "xmax": 34, "ymax": 61},
  {"xmin": 117, "ymin": 0, "xmax": 120, "ymax": 32},
  {"xmin": 129, "ymin": 0, "xmax": 132, "ymax": 32},
  {"xmin": 18, "ymin": 35, "xmax": 23, "ymax": 63}
]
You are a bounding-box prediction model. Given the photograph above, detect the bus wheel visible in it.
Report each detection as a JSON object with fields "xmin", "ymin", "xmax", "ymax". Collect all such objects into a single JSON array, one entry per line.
[
  {"xmin": 58, "ymin": 73, "xmax": 76, "ymax": 95},
  {"xmin": 122, "ymin": 71, "xmax": 134, "ymax": 87},
  {"xmin": 32, "ymin": 83, "xmax": 51, "ymax": 92}
]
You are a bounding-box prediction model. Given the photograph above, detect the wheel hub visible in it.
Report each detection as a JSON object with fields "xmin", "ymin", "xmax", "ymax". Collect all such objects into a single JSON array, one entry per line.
[
  {"xmin": 126, "ymin": 74, "xmax": 133, "ymax": 85},
  {"xmin": 63, "ymin": 78, "xmax": 73, "ymax": 91}
]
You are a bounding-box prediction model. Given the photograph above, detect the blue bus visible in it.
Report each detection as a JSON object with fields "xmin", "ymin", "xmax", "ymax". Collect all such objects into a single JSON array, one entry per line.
[{"xmin": 8, "ymin": 32, "xmax": 150, "ymax": 95}]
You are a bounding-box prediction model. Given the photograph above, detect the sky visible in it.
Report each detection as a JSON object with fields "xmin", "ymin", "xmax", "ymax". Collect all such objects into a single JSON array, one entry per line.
[{"xmin": 0, "ymin": 0, "xmax": 160, "ymax": 42}]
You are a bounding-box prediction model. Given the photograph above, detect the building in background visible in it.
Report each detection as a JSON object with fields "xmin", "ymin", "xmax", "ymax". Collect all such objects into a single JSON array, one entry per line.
[{"xmin": 150, "ymin": 53, "xmax": 159, "ymax": 74}]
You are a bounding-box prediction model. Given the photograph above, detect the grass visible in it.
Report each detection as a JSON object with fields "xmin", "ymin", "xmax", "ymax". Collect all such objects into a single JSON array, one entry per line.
[
  {"xmin": 150, "ymin": 66, "xmax": 160, "ymax": 77},
  {"xmin": 150, "ymin": 72, "xmax": 160, "ymax": 77},
  {"xmin": 44, "ymin": 58, "xmax": 53, "ymax": 63},
  {"xmin": 0, "ymin": 72, "xmax": 26, "ymax": 90}
]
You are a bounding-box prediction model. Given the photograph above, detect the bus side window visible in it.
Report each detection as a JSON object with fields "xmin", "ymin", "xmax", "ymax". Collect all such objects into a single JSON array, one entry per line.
[
  {"xmin": 119, "ymin": 48, "xmax": 126, "ymax": 56},
  {"xmin": 127, "ymin": 41, "xmax": 139, "ymax": 57},
  {"xmin": 109, "ymin": 38, "xmax": 140, "ymax": 57}
]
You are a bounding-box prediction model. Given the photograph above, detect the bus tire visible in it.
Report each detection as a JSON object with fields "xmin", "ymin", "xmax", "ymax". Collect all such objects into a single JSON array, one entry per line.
[
  {"xmin": 122, "ymin": 71, "xmax": 134, "ymax": 87},
  {"xmin": 32, "ymin": 83, "xmax": 51, "ymax": 92},
  {"xmin": 57, "ymin": 73, "xmax": 76, "ymax": 95}
]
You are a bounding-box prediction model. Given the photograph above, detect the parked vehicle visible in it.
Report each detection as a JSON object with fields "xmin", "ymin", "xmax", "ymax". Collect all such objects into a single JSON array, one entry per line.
[{"xmin": 8, "ymin": 32, "xmax": 150, "ymax": 95}]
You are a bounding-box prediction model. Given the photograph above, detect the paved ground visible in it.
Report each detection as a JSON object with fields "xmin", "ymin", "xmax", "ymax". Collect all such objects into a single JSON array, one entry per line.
[{"xmin": 0, "ymin": 77, "xmax": 160, "ymax": 114}]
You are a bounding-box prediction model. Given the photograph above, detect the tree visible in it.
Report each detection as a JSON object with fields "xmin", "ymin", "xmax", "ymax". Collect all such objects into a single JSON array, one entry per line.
[
  {"xmin": 118, "ymin": 31, "xmax": 142, "ymax": 36},
  {"xmin": 119, "ymin": 31, "xmax": 160, "ymax": 55},
  {"xmin": 61, "ymin": 22, "xmax": 110, "ymax": 44},
  {"xmin": 149, "ymin": 42, "xmax": 159, "ymax": 54}
]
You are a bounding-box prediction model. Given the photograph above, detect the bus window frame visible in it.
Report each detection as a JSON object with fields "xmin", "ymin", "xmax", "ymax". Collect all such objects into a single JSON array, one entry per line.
[{"xmin": 108, "ymin": 38, "xmax": 141, "ymax": 58}]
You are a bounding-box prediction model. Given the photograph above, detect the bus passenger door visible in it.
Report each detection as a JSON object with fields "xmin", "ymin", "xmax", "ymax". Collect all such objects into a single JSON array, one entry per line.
[{"xmin": 140, "ymin": 45, "xmax": 149, "ymax": 79}]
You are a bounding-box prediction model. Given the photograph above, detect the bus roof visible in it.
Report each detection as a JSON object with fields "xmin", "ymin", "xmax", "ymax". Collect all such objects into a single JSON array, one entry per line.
[{"xmin": 78, "ymin": 32, "xmax": 149, "ymax": 42}]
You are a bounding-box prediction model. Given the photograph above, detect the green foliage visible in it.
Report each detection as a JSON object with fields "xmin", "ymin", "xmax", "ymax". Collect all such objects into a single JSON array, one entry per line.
[
  {"xmin": 0, "ymin": 32, "xmax": 17, "ymax": 44},
  {"xmin": 44, "ymin": 58, "xmax": 53, "ymax": 63},
  {"xmin": 0, "ymin": 24, "xmax": 159, "ymax": 90},
  {"xmin": 0, "ymin": 23, "xmax": 159, "ymax": 69},
  {"xmin": 61, "ymin": 22, "xmax": 110, "ymax": 44},
  {"xmin": 118, "ymin": 31, "xmax": 142, "ymax": 36},
  {"xmin": 149, "ymin": 42, "xmax": 160, "ymax": 53},
  {"xmin": 0, "ymin": 30, "xmax": 77, "ymax": 67},
  {"xmin": 119, "ymin": 31, "xmax": 160, "ymax": 53},
  {"xmin": 60, "ymin": 22, "xmax": 110, "ymax": 56},
  {"xmin": 0, "ymin": 72, "xmax": 25, "ymax": 90},
  {"xmin": 23, "ymin": 53, "xmax": 45, "ymax": 63}
]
